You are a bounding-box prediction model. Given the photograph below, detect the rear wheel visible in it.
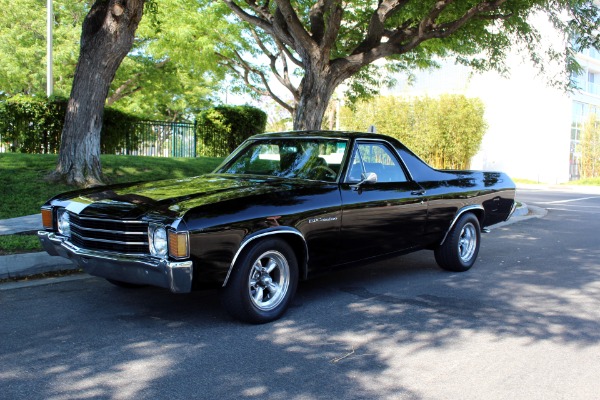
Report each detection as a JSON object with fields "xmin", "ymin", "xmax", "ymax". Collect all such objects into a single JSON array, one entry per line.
[
  {"xmin": 221, "ymin": 238, "xmax": 298, "ymax": 324},
  {"xmin": 435, "ymin": 213, "xmax": 481, "ymax": 272}
]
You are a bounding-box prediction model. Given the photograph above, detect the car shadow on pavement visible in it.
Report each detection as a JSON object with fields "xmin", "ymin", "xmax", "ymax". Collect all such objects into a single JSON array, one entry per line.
[{"xmin": 1, "ymin": 213, "xmax": 599, "ymax": 399}]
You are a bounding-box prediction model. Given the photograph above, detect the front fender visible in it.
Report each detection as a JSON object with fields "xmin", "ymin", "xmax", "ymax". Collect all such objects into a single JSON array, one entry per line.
[{"xmin": 222, "ymin": 227, "xmax": 308, "ymax": 287}]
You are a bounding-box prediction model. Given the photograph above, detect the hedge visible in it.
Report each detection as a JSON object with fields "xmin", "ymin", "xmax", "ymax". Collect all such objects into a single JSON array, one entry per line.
[
  {"xmin": 0, "ymin": 97, "xmax": 267, "ymax": 158},
  {"xmin": 0, "ymin": 95, "xmax": 144, "ymax": 154},
  {"xmin": 197, "ymin": 105, "xmax": 267, "ymax": 157},
  {"xmin": 0, "ymin": 95, "xmax": 66, "ymax": 154}
]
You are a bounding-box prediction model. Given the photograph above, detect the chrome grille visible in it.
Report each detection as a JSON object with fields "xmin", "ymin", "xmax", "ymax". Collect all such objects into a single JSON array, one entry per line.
[{"xmin": 68, "ymin": 213, "xmax": 149, "ymax": 254}]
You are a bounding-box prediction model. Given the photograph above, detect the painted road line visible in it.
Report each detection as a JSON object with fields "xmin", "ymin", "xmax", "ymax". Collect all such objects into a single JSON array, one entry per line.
[{"xmin": 540, "ymin": 196, "xmax": 600, "ymax": 205}]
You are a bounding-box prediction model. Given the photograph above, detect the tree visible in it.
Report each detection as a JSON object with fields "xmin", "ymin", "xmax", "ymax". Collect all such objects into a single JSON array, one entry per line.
[
  {"xmin": 0, "ymin": 0, "xmax": 227, "ymax": 120},
  {"xmin": 219, "ymin": 0, "xmax": 600, "ymax": 130},
  {"xmin": 340, "ymin": 95, "xmax": 486, "ymax": 169},
  {"xmin": 49, "ymin": 0, "xmax": 146, "ymax": 186},
  {"xmin": 579, "ymin": 114, "xmax": 600, "ymax": 179},
  {"xmin": 0, "ymin": 0, "xmax": 89, "ymax": 98},
  {"xmin": 107, "ymin": 0, "xmax": 233, "ymax": 120}
]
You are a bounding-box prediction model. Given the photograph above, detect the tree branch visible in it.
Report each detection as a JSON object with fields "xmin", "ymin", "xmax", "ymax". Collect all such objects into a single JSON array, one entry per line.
[
  {"xmin": 216, "ymin": 52, "xmax": 295, "ymax": 114},
  {"xmin": 106, "ymin": 73, "xmax": 142, "ymax": 106},
  {"xmin": 309, "ymin": 0, "xmax": 339, "ymax": 45},
  {"xmin": 344, "ymin": 0, "xmax": 509, "ymax": 73},
  {"xmin": 273, "ymin": 0, "xmax": 318, "ymax": 57},
  {"xmin": 352, "ymin": 0, "xmax": 410, "ymax": 55},
  {"xmin": 320, "ymin": 0, "xmax": 344, "ymax": 57},
  {"xmin": 274, "ymin": 36, "xmax": 304, "ymax": 68},
  {"xmin": 418, "ymin": 0, "xmax": 455, "ymax": 37},
  {"xmin": 309, "ymin": 0, "xmax": 327, "ymax": 44},
  {"xmin": 105, "ymin": 58, "xmax": 169, "ymax": 106},
  {"xmin": 222, "ymin": 0, "xmax": 273, "ymax": 32},
  {"xmin": 424, "ymin": 0, "xmax": 509, "ymax": 40},
  {"xmin": 223, "ymin": 1, "xmax": 298, "ymax": 50},
  {"xmin": 248, "ymin": 26, "xmax": 299, "ymax": 98}
]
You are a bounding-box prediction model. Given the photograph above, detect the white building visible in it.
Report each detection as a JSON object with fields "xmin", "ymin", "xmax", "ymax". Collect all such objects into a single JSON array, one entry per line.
[{"xmin": 389, "ymin": 19, "xmax": 600, "ymax": 183}]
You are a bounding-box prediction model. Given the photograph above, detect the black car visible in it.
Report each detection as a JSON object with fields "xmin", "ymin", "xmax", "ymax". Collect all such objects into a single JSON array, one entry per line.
[{"xmin": 39, "ymin": 131, "xmax": 516, "ymax": 323}]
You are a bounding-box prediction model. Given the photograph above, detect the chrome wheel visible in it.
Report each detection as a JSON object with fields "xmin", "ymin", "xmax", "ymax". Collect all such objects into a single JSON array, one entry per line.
[
  {"xmin": 248, "ymin": 250, "xmax": 290, "ymax": 312},
  {"xmin": 222, "ymin": 238, "xmax": 298, "ymax": 323},
  {"xmin": 434, "ymin": 212, "xmax": 481, "ymax": 272},
  {"xmin": 458, "ymin": 222, "xmax": 477, "ymax": 263}
]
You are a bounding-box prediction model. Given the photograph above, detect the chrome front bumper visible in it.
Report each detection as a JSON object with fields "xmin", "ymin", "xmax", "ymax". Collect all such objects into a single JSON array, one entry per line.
[{"xmin": 38, "ymin": 231, "xmax": 193, "ymax": 293}]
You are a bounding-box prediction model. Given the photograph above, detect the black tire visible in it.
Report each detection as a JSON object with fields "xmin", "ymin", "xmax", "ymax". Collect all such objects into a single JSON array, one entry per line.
[
  {"xmin": 221, "ymin": 238, "xmax": 298, "ymax": 324},
  {"xmin": 434, "ymin": 213, "xmax": 481, "ymax": 272},
  {"xmin": 106, "ymin": 279, "xmax": 147, "ymax": 289}
]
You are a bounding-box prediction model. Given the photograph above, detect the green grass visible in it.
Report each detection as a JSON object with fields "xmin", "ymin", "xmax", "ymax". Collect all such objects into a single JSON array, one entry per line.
[
  {"xmin": 514, "ymin": 177, "xmax": 600, "ymax": 186},
  {"xmin": 512, "ymin": 178, "xmax": 542, "ymax": 185},
  {"xmin": 0, "ymin": 153, "xmax": 224, "ymax": 219},
  {"xmin": 568, "ymin": 177, "xmax": 600, "ymax": 186},
  {"xmin": 0, "ymin": 234, "xmax": 43, "ymax": 255}
]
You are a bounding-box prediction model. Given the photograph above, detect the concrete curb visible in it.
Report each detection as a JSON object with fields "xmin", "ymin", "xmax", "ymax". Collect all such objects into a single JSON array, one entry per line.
[
  {"xmin": 487, "ymin": 203, "xmax": 547, "ymax": 230},
  {"xmin": 0, "ymin": 252, "xmax": 79, "ymax": 280}
]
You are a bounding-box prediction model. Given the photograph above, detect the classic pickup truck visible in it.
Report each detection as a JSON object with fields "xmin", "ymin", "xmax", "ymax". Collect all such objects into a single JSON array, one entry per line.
[{"xmin": 39, "ymin": 131, "xmax": 516, "ymax": 323}]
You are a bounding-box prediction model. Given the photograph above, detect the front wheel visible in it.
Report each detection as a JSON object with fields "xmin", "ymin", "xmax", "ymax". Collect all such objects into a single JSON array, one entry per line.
[
  {"xmin": 221, "ymin": 238, "xmax": 298, "ymax": 324},
  {"xmin": 435, "ymin": 213, "xmax": 481, "ymax": 272}
]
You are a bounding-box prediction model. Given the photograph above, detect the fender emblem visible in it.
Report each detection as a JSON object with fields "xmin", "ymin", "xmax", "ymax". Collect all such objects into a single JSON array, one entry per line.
[{"xmin": 308, "ymin": 217, "xmax": 338, "ymax": 224}]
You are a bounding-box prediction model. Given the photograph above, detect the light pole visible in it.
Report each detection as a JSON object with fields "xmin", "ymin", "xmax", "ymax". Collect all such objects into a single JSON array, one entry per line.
[{"xmin": 46, "ymin": 0, "xmax": 53, "ymax": 97}]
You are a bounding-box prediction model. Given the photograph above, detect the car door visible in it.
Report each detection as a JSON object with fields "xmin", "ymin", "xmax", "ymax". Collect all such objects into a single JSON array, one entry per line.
[{"xmin": 339, "ymin": 140, "xmax": 428, "ymax": 263}]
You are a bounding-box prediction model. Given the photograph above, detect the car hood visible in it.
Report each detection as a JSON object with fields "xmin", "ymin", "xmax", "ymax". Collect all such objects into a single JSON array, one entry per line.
[{"xmin": 53, "ymin": 174, "xmax": 298, "ymax": 220}]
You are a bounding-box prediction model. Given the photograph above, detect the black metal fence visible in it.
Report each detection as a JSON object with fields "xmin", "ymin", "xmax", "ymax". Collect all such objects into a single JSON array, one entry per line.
[
  {"xmin": 119, "ymin": 120, "xmax": 198, "ymax": 158},
  {"xmin": 120, "ymin": 120, "xmax": 232, "ymax": 158}
]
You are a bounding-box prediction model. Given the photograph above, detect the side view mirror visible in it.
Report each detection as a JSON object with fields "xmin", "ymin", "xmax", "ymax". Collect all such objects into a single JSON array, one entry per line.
[
  {"xmin": 352, "ymin": 172, "xmax": 377, "ymax": 190},
  {"xmin": 362, "ymin": 172, "xmax": 378, "ymax": 184}
]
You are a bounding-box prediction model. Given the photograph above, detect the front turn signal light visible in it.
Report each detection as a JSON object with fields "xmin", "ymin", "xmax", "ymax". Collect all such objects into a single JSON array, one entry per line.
[
  {"xmin": 41, "ymin": 208, "xmax": 53, "ymax": 229},
  {"xmin": 168, "ymin": 230, "xmax": 190, "ymax": 259}
]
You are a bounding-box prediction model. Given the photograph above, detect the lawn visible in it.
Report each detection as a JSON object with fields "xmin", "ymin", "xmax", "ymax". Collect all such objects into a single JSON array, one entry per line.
[
  {"xmin": 0, "ymin": 153, "xmax": 224, "ymax": 219},
  {"xmin": 0, "ymin": 233, "xmax": 42, "ymax": 255},
  {"xmin": 569, "ymin": 177, "xmax": 600, "ymax": 185}
]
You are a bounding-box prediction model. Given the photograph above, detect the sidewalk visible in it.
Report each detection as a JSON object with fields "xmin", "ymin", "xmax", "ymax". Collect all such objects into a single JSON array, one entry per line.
[
  {"xmin": 0, "ymin": 213, "xmax": 43, "ymax": 234},
  {"xmin": 0, "ymin": 214, "xmax": 79, "ymax": 280}
]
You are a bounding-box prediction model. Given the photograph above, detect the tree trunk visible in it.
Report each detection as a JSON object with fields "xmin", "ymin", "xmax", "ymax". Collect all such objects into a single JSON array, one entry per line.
[
  {"xmin": 293, "ymin": 61, "xmax": 358, "ymax": 131},
  {"xmin": 49, "ymin": 0, "xmax": 145, "ymax": 187},
  {"xmin": 293, "ymin": 70, "xmax": 339, "ymax": 131}
]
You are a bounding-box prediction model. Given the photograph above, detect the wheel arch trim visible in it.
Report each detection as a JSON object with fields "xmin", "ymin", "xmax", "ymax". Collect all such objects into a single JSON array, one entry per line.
[
  {"xmin": 222, "ymin": 228, "xmax": 308, "ymax": 287},
  {"xmin": 440, "ymin": 205, "xmax": 485, "ymax": 246}
]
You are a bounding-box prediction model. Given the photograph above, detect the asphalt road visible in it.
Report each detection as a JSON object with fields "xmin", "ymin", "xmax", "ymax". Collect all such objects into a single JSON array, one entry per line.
[{"xmin": 1, "ymin": 188, "xmax": 599, "ymax": 399}]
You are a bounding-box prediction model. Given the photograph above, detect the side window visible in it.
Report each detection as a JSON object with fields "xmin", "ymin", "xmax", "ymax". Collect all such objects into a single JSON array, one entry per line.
[{"xmin": 346, "ymin": 142, "xmax": 407, "ymax": 183}]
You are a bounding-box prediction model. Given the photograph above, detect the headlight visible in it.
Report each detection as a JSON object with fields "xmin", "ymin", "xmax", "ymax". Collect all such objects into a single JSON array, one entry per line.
[
  {"xmin": 149, "ymin": 224, "xmax": 168, "ymax": 257},
  {"xmin": 57, "ymin": 209, "xmax": 71, "ymax": 238}
]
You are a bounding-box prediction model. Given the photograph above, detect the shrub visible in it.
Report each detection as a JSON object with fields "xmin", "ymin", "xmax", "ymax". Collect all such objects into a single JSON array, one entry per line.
[
  {"xmin": 0, "ymin": 95, "xmax": 67, "ymax": 153},
  {"xmin": 197, "ymin": 105, "xmax": 267, "ymax": 157},
  {"xmin": 101, "ymin": 108, "xmax": 144, "ymax": 154}
]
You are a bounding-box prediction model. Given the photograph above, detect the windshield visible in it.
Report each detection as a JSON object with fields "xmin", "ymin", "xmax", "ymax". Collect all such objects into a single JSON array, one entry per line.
[{"xmin": 216, "ymin": 138, "xmax": 349, "ymax": 182}]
